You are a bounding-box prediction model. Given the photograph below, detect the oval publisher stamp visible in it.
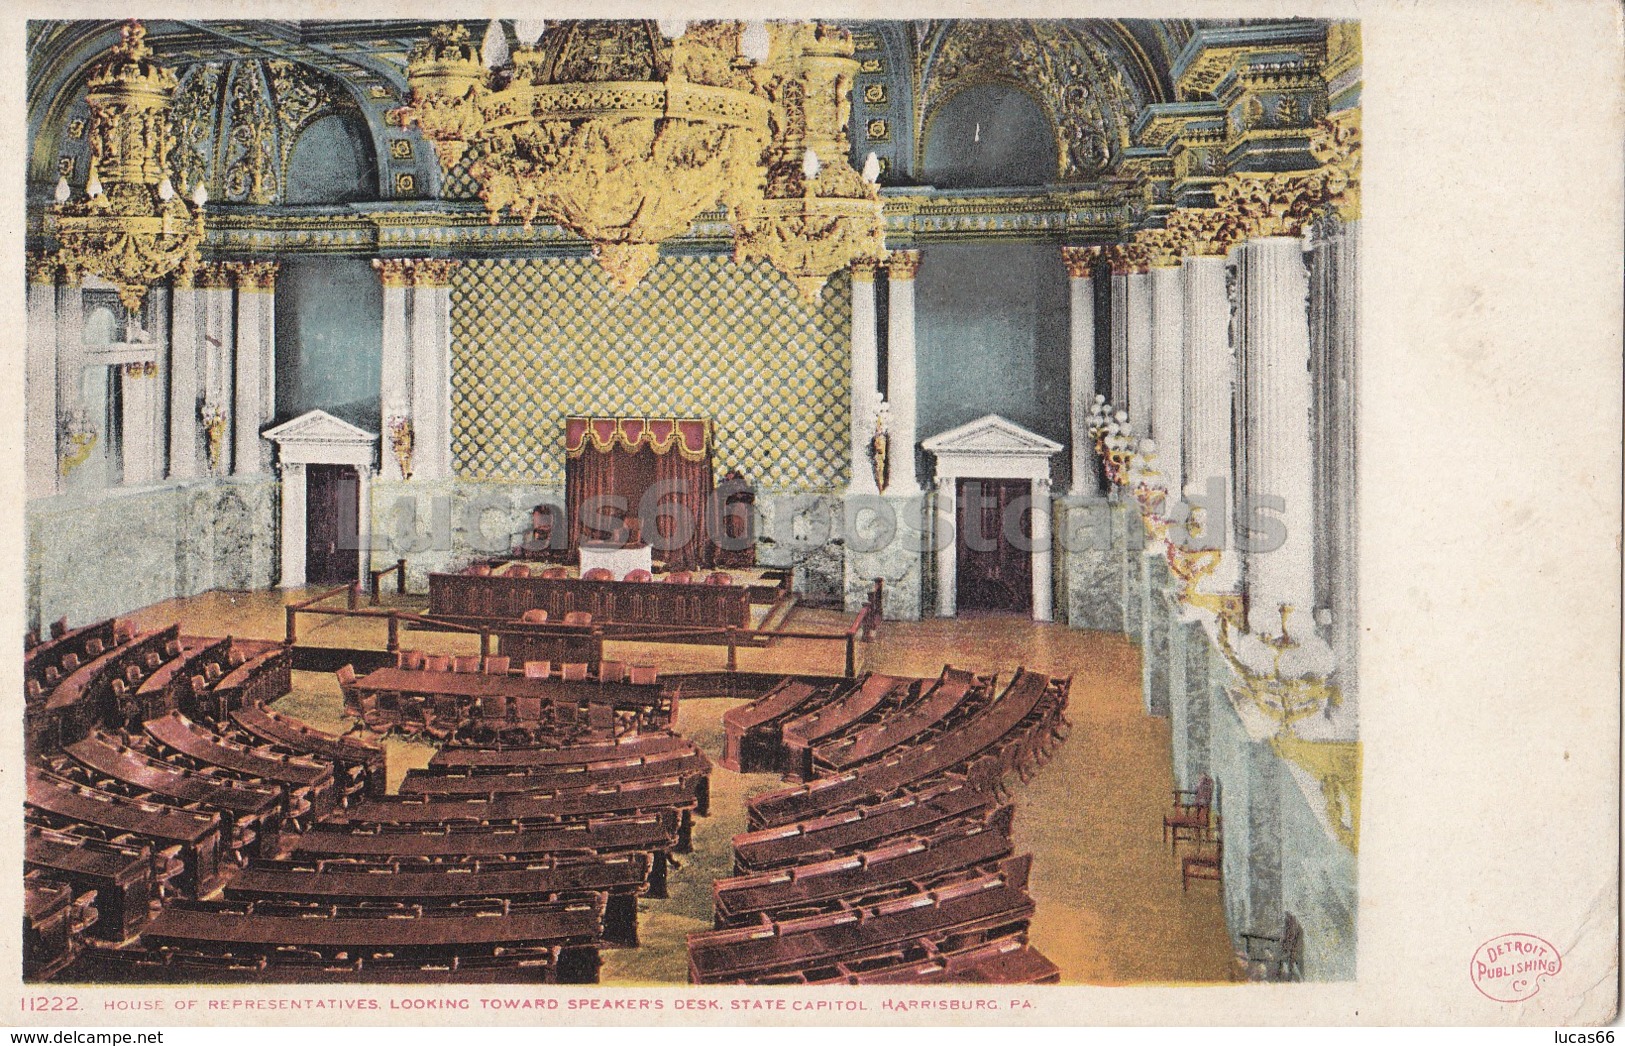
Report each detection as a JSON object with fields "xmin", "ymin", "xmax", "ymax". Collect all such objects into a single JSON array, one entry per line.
[{"xmin": 1471, "ymin": 933, "xmax": 1562, "ymax": 1002}]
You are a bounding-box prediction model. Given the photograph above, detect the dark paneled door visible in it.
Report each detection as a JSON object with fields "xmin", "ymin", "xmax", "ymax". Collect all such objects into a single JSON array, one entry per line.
[
  {"xmin": 956, "ymin": 478, "xmax": 1032, "ymax": 614},
  {"xmin": 306, "ymin": 464, "xmax": 360, "ymax": 585}
]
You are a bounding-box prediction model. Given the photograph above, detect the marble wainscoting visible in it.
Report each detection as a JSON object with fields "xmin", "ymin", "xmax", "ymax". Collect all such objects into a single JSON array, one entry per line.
[
  {"xmin": 839, "ymin": 491, "xmax": 926, "ymax": 621},
  {"xmin": 26, "ymin": 475, "xmax": 278, "ymax": 628}
]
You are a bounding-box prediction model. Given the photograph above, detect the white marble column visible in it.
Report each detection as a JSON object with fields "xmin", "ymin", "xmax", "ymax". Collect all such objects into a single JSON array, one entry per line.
[
  {"xmin": 884, "ymin": 251, "xmax": 921, "ymax": 495},
  {"xmin": 356, "ymin": 464, "xmax": 375, "ymax": 584},
  {"xmin": 230, "ymin": 263, "xmax": 277, "ymax": 476},
  {"xmin": 1030, "ymin": 477, "xmax": 1053, "ymax": 622},
  {"xmin": 197, "ymin": 264, "xmax": 235, "ymax": 473},
  {"xmin": 374, "ymin": 259, "xmax": 413, "ymax": 481},
  {"xmin": 1241, "ymin": 236, "xmax": 1316, "ymax": 638},
  {"xmin": 53, "ymin": 278, "xmax": 88, "ymax": 489},
  {"xmin": 167, "ymin": 271, "xmax": 203, "ymax": 480},
  {"xmin": 1149, "ymin": 262, "xmax": 1185, "ymax": 489},
  {"xmin": 847, "ymin": 260, "xmax": 880, "ymax": 495},
  {"xmin": 119, "ymin": 362, "xmax": 161, "ymax": 485},
  {"xmin": 279, "ymin": 461, "xmax": 307, "ymax": 588},
  {"xmin": 26, "ymin": 260, "xmax": 59, "ymax": 499},
  {"xmin": 409, "ymin": 260, "xmax": 457, "ymax": 482},
  {"xmin": 1125, "ymin": 269, "xmax": 1154, "ymax": 438},
  {"xmin": 1109, "ymin": 270, "xmax": 1128, "ymax": 408},
  {"xmin": 934, "ymin": 475, "xmax": 956, "ymax": 617},
  {"xmin": 1062, "ymin": 247, "xmax": 1100, "ymax": 497},
  {"xmin": 1181, "ymin": 252, "xmax": 1237, "ymax": 584}
]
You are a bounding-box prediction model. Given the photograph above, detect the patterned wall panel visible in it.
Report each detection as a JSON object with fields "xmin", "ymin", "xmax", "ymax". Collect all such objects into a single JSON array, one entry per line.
[{"xmin": 450, "ymin": 257, "xmax": 853, "ymax": 492}]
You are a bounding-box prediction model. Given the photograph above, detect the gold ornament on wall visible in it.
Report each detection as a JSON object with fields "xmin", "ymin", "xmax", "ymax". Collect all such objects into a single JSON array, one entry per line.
[
  {"xmin": 57, "ymin": 409, "xmax": 98, "ymax": 477},
  {"xmin": 731, "ymin": 22, "xmax": 888, "ymax": 306},
  {"xmin": 387, "ymin": 414, "xmax": 415, "ymax": 480},
  {"xmin": 47, "ymin": 20, "xmax": 205, "ymax": 313},
  {"xmin": 199, "ymin": 402, "xmax": 228, "ymax": 474}
]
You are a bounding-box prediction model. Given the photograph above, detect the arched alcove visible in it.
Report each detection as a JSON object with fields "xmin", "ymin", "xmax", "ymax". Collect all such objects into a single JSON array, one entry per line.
[
  {"xmin": 921, "ymin": 83, "xmax": 1059, "ymax": 189},
  {"xmin": 283, "ymin": 111, "xmax": 379, "ymax": 205}
]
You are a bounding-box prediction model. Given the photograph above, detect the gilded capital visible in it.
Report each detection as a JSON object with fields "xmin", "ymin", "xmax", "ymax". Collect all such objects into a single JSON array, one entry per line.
[
  {"xmin": 412, "ymin": 258, "xmax": 460, "ymax": 289},
  {"xmin": 373, "ymin": 257, "xmax": 415, "ymax": 289},
  {"xmin": 1060, "ymin": 245, "xmax": 1102, "ymax": 280},
  {"xmin": 193, "ymin": 262, "xmax": 235, "ymax": 290},
  {"xmin": 1165, "ymin": 206, "xmax": 1248, "ymax": 258},
  {"xmin": 228, "ymin": 260, "xmax": 279, "ymax": 292},
  {"xmin": 850, "ymin": 259, "xmax": 879, "ymax": 282},
  {"xmin": 1135, "ymin": 227, "xmax": 1184, "ymax": 269},
  {"xmin": 886, "ymin": 249, "xmax": 921, "ymax": 281},
  {"xmin": 1102, "ymin": 242, "xmax": 1150, "ymax": 276},
  {"xmin": 27, "ymin": 254, "xmax": 59, "ymax": 285}
]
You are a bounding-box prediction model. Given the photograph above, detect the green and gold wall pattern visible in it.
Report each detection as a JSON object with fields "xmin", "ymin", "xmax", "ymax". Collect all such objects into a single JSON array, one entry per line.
[{"xmin": 450, "ymin": 257, "xmax": 852, "ymax": 491}]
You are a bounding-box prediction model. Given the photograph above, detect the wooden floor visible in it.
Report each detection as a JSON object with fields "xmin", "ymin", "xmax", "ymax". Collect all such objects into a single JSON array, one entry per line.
[{"xmin": 118, "ymin": 588, "xmax": 1238, "ymax": 986}]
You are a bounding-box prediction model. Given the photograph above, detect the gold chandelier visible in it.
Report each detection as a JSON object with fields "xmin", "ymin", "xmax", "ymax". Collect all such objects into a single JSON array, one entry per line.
[
  {"xmin": 730, "ymin": 21, "xmax": 887, "ymax": 305},
  {"xmin": 396, "ymin": 20, "xmax": 772, "ymax": 293},
  {"xmin": 48, "ymin": 20, "xmax": 204, "ymax": 312}
]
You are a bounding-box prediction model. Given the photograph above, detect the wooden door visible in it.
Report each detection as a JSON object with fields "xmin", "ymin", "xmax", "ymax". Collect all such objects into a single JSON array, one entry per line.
[
  {"xmin": 956, "ymin": 478, "xmax": 1032, "ymax": 614},
  {"xmin": 306, "ymin": 464, "xmax": 360, "ymax": 585}
]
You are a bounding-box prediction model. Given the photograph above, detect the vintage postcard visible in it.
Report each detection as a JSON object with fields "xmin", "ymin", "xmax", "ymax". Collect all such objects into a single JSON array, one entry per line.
[{"xmin": 4, "ymin": 0, "xmax": 1619, "ymax": 1030}]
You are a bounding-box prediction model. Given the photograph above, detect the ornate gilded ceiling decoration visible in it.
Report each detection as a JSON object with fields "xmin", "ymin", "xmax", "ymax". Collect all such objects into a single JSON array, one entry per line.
[
  {"xmin": 917, "ymin": 20, "xmax": 1149, "ymax": 181},
  {"xmin": 47, "ymin": 19, "xmax": 203, "ymax": 311}
]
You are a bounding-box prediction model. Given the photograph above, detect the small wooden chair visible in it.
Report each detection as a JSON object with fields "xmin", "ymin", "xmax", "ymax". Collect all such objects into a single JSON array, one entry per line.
[
  {"xmin": 452, "ymin": 655, "xmax": 482, "ymax": 674},
  {"xmin": 561, "ymin": 662, "xmax": 589, "ymax": 682},
  {"xmin": 505, "ymin": 564, "xmax": 531, "ymax": 578},
  {"xmin": 562, "ymin": 611, "xmax": 593, "ymax": 627},
  {"xmin": 628, "ymin": 664, "xmax": 659, "ymax": 686},
  {"xmin": 397, "ymin": 649, "xmax": 425, "ymax": 670},
  {"xmin": 1163, "ymin": 774, "xmax": 1214, "ymax": 849},
  {"xmin": 516, "ymin": 696, "xmax": 544, "ymax": 722},
  {"xmin": 665, "ymin": 571, "xmax": 693, "ymax": 584},
  {"xmin": 704, "ymin": 571, "xmax": 733, "ymax": 586},
  {"xmin": 541, "ymin": 566, "xmax": 570, "ymax": 580},
  {"xmin": 520, "ymin": 609, "xmax": 550, "ymax": 624},
  {"xmin": 470, "ymin": 563, "xmax": 494, "ymax": 576},
  {"xmin": 622, "ymin": 569, "xmax": 653, "ymax": 583},
  {"xmin": 423, "ymin": 654, "xmax": 451, "ymax": 673},
  {"xmin": 335, "ymin": 665, "xmax": 359, "ymax": 711},
  {"xmin": 582, "ymin": 567, "xmax": 614, "ymax": 582},
  {"xmin": 1181, "ymin": 819, "xmax": 1223, "ymax": 892},
  {"xmin": 1242, "ymin": 913, "xmax": 1304, "ymax": 982},
  {"xmin": 523, "ymin": 661, "xmax": 551, "ymax": 680},
  {"xmin": 598, "ymin": 660, "xmax": 626, "ymax": 684},
  {"xmin": 483, "ymin": 656, "xmax": 511, "ymax": 675}
]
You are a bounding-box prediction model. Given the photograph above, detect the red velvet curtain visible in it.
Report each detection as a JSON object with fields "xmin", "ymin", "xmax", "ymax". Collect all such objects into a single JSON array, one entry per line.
[{"xmin": 564, "ymin": 418, "xmax": 714, "ymax": 571}]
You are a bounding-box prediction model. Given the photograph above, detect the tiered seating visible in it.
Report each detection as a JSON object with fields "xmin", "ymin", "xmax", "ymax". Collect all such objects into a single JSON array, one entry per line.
[
  {"xmin": 28, "ymin": 625, "xmax": 181, "ymax": 755},
  {"xmin": 24, "ymin": 874, "xmax": 97, "ymax": 981},
  {"xmin": 25, "ymin": 825, "xmax": 155, "ymax": 942},
  {"xmin": 720, "ymin": 678, "xmax": 847, "ymax": 774},
  {"xmin": 77, "ymin": 898, "xmax": 603, "ymax": 984},
  {"xmin": 141, "ymin": 710, "xmax": 336, "ymax": 827},
  {"xmin": 26, "ymin": 618, "xmax": 116, "ymax": 704},
  {"xmin": 229, "ymin": 702, "xmax": 384, "ymax": 803},
  {"xmin": 134, "ymin": 636, "xmax": 232, "ymax": 723},
  {"xmin": 689, "ymin": 667, "xmax": 1072, "ymax": 985},
  {"xmin": 780, "ymin": 673, "xmax": 919, "ymax": 782}
]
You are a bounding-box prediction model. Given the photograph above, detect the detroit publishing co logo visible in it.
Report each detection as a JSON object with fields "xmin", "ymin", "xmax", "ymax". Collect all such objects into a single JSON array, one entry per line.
[{"xmin": 1470, "ymin": 933, "xmax": 1563, "ymax": 1002}]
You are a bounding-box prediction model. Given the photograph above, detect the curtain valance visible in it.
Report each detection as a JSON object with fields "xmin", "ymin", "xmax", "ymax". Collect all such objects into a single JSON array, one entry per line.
[{"xmin": 565, "ymin": 417, "xmax": 710, "ymax": 462}]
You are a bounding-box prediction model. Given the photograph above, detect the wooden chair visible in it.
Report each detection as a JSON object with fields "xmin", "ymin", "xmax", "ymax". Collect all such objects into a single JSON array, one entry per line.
[
  {"xmin": 623, "ymin": 569, "xmax": 653, "ymax": 583},
  {"xmin": 505, "ymin": 564, "xmax": 531, "ymax": 578},
  {"xmin": 25, "ymin": 679, "xmax": 43, "ymax": 701},
  {"xmin": 582, "ymin": 567, "xmax": 614, "ymax": 582},
  {"xmin": 562, "ymin": 611, "xmax": 593, "ymax": 627},
  {"xmin": 483, "ymin": 656, "xmax": 511, "ymax": 675},
  {"xmin": 516, "ymin": 696, "xmax": 544, "ymax": 722},
  {"xmin": 665, "ymin": 571, "xmax": 693, "ymax": 584},
  {"xmin": 541, "ymin": 566, "xmax": 570, "ymax": 580},
  {"xmin": 396, "ymin": 649, "xmax": 425, "ymax": 670},
  {"xmin": 423, "ymin": 654, "xmax": 451, "ymax": 673},
  {"xmin": 520, "ymin": 609, "xmax": 550, "ymax": 624},
  {"xmin": 479, "ymin": 694, "xmax": 508, "ymax": 722},
  {"xmin": 1163, "ymin": 774, "xmax": 1214, "ymax": 849},
  {"xmin": 61, "ymin": 653, "xmax": 81, "ymax": 672},
  {"xmin": 1181, "ymin": 819, "xmax": 1222, "ymax": 891},
  {"xmin": 588, "ymin": 702, "xmax": 615, "ymax": 734},
  {"xmin": 1242, "ymin": 913, "xmax": 1304, "ymax": 982},
  {"xmin": 598, "ymin": 660, "xmax": 626, "ymax": 684},
  {"xmin": 50, "ymin": 617, "xmax": 68, "ymax": 640},
  {"xmin": 561, "ymin": 662, "xmax": 589, "ymax": 682},
  {"xmin": 523, "ymin": 661, "xmax": 551, "ymax": 680},
  {"xmin": 469, "ymin": 564, "xmax": 494, "ymax": 576},
  {"xmin": 705, "ymin": 571, "xmax": 733, "ymax": 586},
  {"xmin": 452, "ymin": 655, "xmax": 482, "ymax": 674},
  {"xmin": 628, "ymin": 664, "xmax": 658, "ymax": 686},
  {"xmin": 335, "ymin": 665, "xmax": 359, "ymax": 712}
]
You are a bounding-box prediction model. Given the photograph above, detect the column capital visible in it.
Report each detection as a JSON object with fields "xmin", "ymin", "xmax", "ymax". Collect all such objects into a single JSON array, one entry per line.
[
  {"xmin": 373, "ymin": 258, "xmax": 415, "ymax": 288},
  {"xmin": 27, "ymin": 253, "xmax": 60, "ymax": 285},
  {"xmin": 850, "ymin": 258, "xmax": 880, "ymax": 283},
  {"xmin": 193, "ymin": 262, "xmax": 235, "ymax": 290},
  {"xmin": 1164, "ymin": 205, "xmax": 1249, "ymax": 258},
  {"xmin": 1102, "ymin": 242, "xmax": 1151, "ymax": 275},
  {"xmin": 225, "ymin": 260, "xmax": 280, "ymax": 292},
  {"xmin": 1060, "ymin": 245, "xmax": 1102, "ymax": 280},
  {"xmin": 413, "ymin": 258, "xmax": 460, "ymax": 289},
  {"xmin": 886, "ymin": 249, "xmax": 921, "ymax": 281}
]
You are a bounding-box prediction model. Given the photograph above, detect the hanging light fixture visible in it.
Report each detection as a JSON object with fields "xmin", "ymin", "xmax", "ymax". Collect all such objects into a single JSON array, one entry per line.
[
  {"xmin": 47, "ymin": 19, "xmax": 203, "ymax": 313},
  {"xmin": 729, "ymin": 21, "xmax": 886, "ymax": 305},
  {"xmin": 395, "ymin": 20, "xmax": 771, "ymax": 292}
]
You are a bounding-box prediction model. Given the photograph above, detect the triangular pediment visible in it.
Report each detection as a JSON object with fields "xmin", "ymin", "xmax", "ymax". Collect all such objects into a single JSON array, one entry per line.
[
  {"xmin": 922, "ymin": 414, "xmax": 1063, "ymax": 457},
  {"xmin": 262, "ymin": 409, "xmax": 377, "ymax": 447}
]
